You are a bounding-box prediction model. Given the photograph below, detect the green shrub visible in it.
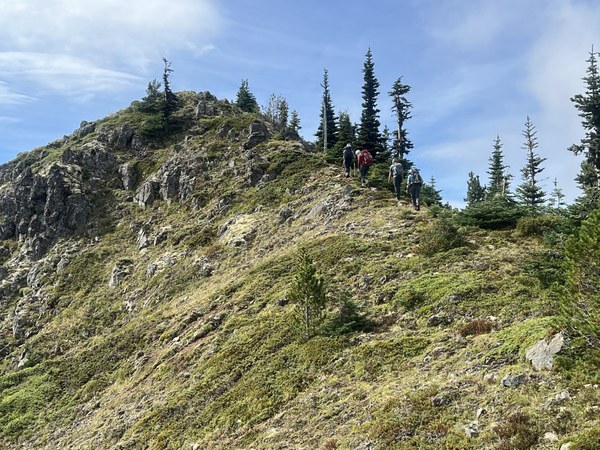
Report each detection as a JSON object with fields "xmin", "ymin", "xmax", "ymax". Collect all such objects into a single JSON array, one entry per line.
[
  {"xmin": 515, "ymin": 214, "xmax": 562, "ymax": 237},
  {"xmin": 520, "ymin": 249, "xmax": 565, "ymax": 288},
  {"xmin": 322, "ymin": 291, "xmax": 371, "ymax": 336},
  {"xmin": 418, "ymin": 218, "xmax": 466, "ymax": 256},
  {"xmin": 458, "ymin": 199, "xmax": 526, "ymax": 229}
]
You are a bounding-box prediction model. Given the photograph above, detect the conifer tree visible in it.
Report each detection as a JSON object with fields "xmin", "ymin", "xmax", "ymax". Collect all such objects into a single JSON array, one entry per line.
[
  {"xmin": 161, "ymin": 57, "xmax": 179, "ymax": 120},
  {"xmin": 388, "ymin": 76, "xmax": 413, "ymax": 160},
  {"xmin": 487, "ymin": 135, "xmax": 510, "ymax": 198},
  {"xmin": 235, "ymin": 79, "xmax": 259, "ymax": 113},
  {"xmin": 316, "ymin": 69, "xmax": 338, "ymax": 151},
  {"xmin": 139, "ymin": 79, "xmax": 162, "ymax": 114},
  {"xmin": 336, "ymin": 112, "xmax": 355, "ymax": 148},
  {"xmin": 421, "ymin": 176, "xmax": 443, "ymax": 207},
  {"xmin": 516, "ymin": 116, "xmax": 547, "ymax": 208},
  {"xmin": 465, "ymin": 171, "xmax": 486, "ymax": 205},
  {"xmin": 357, "ymin": 48, "xmax": 381, "ymax": 154},
  {"xmin": 289, "ymin": 110, "xmax": 301, "ymax": 134},
  {"xmin": 550, "ymin": 178, "xmax": 566, "ymax": 209},
  {"xmin": 288, "ymin": 249, "xmax": 328, "ymax": 341},
  {"xmin": 559, "ymin": 204, "xmax": 600, "ymax": 343},
  {"xmin": 569, "ymin": 47, "xmax": 600, "ymax": 192}
]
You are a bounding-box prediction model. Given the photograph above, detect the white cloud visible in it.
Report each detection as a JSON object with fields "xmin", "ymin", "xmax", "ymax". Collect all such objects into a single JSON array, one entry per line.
[
  {"xmin": 0, "ymin": 81, "xmax": 35, "ymax": 105},
  {"xmin": 0, "ymin": 52, "xmax": 141, "ymax": 98},
  {"xmin": 0, "ymin": 0, "xmax": 221, "ymax": 65},
  {"xmin": 0, "ymin": 0, "xmax": 221, "ymax": 99}
]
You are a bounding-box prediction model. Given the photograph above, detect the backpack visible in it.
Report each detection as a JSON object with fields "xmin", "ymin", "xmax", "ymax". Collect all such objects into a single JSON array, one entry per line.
[
  {"xmin": 411, "ymin": 170, "xmax": 422, "ymax": 184},
  {"xmin": 343, "ymin": 146, "xmax": 354, "ymax": 160},
  {"xmin": 360, "ymin": 150, "xmax": 373, "ymax": 167},
  {"xmin": 391, "ymin": 162, "xmax": 403, "ymax": 179}
]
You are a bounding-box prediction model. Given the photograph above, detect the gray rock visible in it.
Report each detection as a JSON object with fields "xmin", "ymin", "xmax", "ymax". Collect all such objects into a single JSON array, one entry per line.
[
  {"xmin": 243, "ymin": 122, "xmax": 269, "ymax": 149},
  {"xmin": 464, "ymin": 420, "xmax": 479, "ymax": 438},
  {"xmin": 137, "ymin": 223, "xmax": 151, "ymax": 250},
  {"xmin": 525, "ymin": 332, "xmax": 564, "ymax": 371},
  {"xmin": 501, "ymin": 373, "xmax": 528, "ymax": 388},
  {"xmin": 109, "ymin": 260, "xmax": 133, "ymax": 288},
  {"xmin": 427, "ymin": 314, "xmax": 453, "ymax": 327},
  {"xmin": 134, "ymin": 180, "xmax": 160, "ymax": 208},
  {"xmin": 73, "ymin": 120, "xmax": 96, "ymax": 138},
  {"xmin": 118, "ymin": 163, "xmax": 138, "ymax": 190}
]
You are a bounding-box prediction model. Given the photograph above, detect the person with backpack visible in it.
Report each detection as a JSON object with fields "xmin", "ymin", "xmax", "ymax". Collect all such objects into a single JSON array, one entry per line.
[
  {"xmin": 342, "ymin": 143, "xmax": 354, "ymax": 178},
  {"xmin": 407, "ymin": 167, "xmax": 423, "ymax": 210},
  {"xmin": 356, "ymin": 149, "xmax": 373, "ymax": 185},
  {"xmin": 388, "ymin": 158, "xmax": 404, "ymax": 201}
]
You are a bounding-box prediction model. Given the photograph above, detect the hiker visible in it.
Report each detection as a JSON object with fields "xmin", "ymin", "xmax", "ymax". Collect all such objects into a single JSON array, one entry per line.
[
  {"xmin": 407, "ymin": 167, "xmax": 423, "ymax": 210},
  {"xmin": 342, "ymin": 143, "xmax": 354, "ymax": 177},
  {"xmin": 356, "ymin": 149, "xmax": 373, "ymax": 185},
  {"xmin": 388, "ymin": 158, "xmax": 404, "ymax": 201}
]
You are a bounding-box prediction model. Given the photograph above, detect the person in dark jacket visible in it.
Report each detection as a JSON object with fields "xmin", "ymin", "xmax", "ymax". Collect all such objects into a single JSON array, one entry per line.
[
  {"xmin": 388, "ymin": 158, "xmax": 404, "ymax": 201},
  {"xmin": 407, "ymin": 167, "xmax": 422, "ymax": 210},
  {"xmin": 342, "ymin": 143, "xmax": 354, "ymax": 177}
]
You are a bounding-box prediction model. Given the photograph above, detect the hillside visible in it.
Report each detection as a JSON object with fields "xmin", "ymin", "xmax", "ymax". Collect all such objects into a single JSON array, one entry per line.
[{"xmin": 0, "ymin": 91, "xmax": 598, "ymax": 450}]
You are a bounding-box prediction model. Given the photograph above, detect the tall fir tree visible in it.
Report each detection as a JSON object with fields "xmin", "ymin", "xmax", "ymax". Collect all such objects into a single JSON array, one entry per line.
[
  {"xmin": 315, "ymin": 69, "xmax": 338, "ymax": 151},
  {"xmin": 388, "ymin": 76, "xmax": 413, "ymax": 160},
  {"xmin": 569, "ymin": 47, "xmax": 600, "ymax": 192},
  {"xmin": 487, "ymin": 135, "xmax": 510, "ymax": 198},
  {"xmin": 289, "ymin": 110, "xmax": 301, "ymax": 134},
  {"xmin": 516, "ymin": 116, "xmax": 547, "ymax": 208},
  {"xmin": 465, "ymin": 172, "xmax": 486, "ymax": 205},
  {"xmin": 357, "ymin": 48, "xmax": 381, "ymax": 155},
  {"xmin": 235, "ymin": 79, "xmax": 259, "ymax": 113},
  {"xmin": 161, "ymin": 57, "xmax": 179, "ymax": 121}
]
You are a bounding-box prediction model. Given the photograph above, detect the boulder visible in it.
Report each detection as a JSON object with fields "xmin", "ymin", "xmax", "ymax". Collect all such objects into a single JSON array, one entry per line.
[{"xmin": 525, "ymin": 333, "xmax": 564, "ymax": 371}]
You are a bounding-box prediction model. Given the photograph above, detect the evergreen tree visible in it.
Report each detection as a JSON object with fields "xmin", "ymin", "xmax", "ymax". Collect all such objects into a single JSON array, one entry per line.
[
  {"xmin": 235, "ymin": 79, "xmax": 259, "ymax": 113},
  {"xmin": 421, "ymin": 176, "xmax": 443, "ymax": 207},
  {"xmin": 550, "ymin": 178, "xmax": 566, "ymax": 209},
  {"xmin": 569, "ymin": 47, "xmax": 600, "ymax": 192},
  {"xmin": 516, "ymin": 116, "xmax": 547, "ymax": 208},
  {"xmin": 487, "ymin": 135, "xmax": 510, "ymax": 198},
  {"xmin": 288, "ymin": 249, "xmax": 328, "ymax": 341},
  {"xmin": 315, "ymin": 69, "xmax": 338, "ymax": 151},
  {"xmin": 381, "ymin": 124, "xmax": 392, "ymax": 154},
  {"xmin": 289, "ymin": 110, "xmax": 301, "ymax": 134},
  {"xmin": 357, "ymin": 48, "xmax": 381, "ymax": 154},
  {"xmin": 465, "ymin": 171, "xmax": 486, "ymax": 205},
  {"xmin": 161, "ymin": 57, "xmax": 179, "ymax": 120},
  {"xmin": 559, "ymin": 204, "xmax": 600, "ymax": 344},
  {"xmin": 388, "ymin": 76, "xmax": 413, "ymax": 160},
  {"xmin": 139, "ymin": 79, "xmax": 163, "ymax": 114},
  {"xmin": 336, "ymin": 112, "xmax": 355, "ymax": 148}
]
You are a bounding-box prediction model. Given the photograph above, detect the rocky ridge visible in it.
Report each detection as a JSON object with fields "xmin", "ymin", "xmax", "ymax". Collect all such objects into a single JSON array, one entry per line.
[{"xmin": 0, "ymin": 91, "xmax": 598, "ymax": 449}]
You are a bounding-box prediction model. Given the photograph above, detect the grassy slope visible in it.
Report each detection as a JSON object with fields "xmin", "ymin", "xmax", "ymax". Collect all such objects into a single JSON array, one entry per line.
[{"xmin": 0, "ymin": 105, "xmax": 599, "ymax": 450}]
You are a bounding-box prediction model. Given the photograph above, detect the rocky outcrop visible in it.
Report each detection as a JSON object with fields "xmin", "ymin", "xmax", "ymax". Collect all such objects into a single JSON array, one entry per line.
[
  {"xmin": 0, "ymin": 163, "xmax": 88, "ymax": 258},
  {"xmin": 243, "ymin": 122, "xmax": 270, "ymax": 150}
]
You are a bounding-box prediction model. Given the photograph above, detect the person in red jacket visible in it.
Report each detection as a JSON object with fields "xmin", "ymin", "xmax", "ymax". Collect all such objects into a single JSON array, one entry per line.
[{"xmin": 356, "ymin": 149, "xmax": 373, "ymax": 185}]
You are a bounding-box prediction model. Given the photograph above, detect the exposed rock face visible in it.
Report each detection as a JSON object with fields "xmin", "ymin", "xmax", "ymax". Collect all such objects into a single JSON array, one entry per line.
[
  {"xmin": 0, "ymin": 163, "xmax": 88, "ymax": 258},
  {"xmin": 243, "ymin": 122, "xmax": 270, "ymax": 150}
]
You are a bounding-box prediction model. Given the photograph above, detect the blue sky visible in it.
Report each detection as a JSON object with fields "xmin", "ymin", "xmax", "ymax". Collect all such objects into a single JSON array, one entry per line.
[{"xmin": 1, "ymin": 0, "xmax": 600, "ymax": 207}]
